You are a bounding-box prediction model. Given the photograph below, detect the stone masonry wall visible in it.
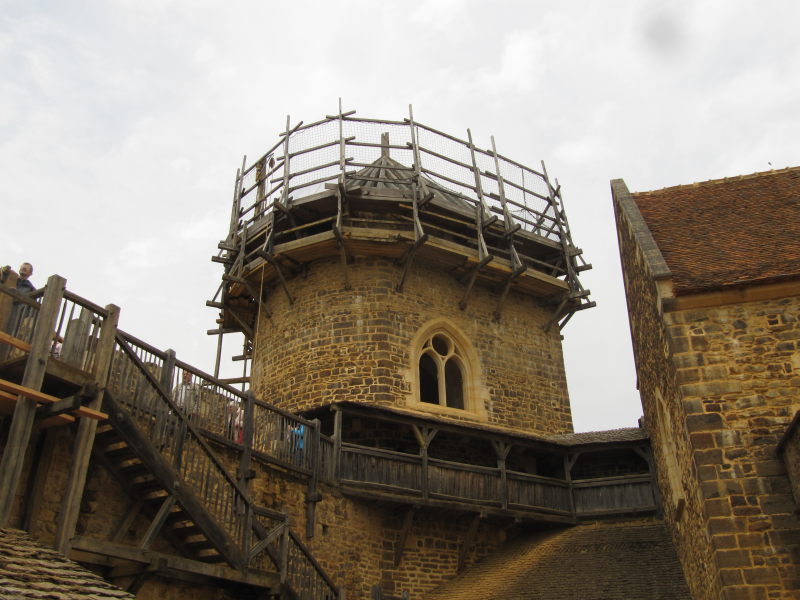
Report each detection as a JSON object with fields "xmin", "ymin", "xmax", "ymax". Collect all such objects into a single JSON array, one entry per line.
[
  {"xmin": 246, "ymin": 447, "xmax": 507, "ymax": 600},
  {"xmin": 664, "ymin": 296, "xmax": 800, "ymax": 599},
  {"xmin": 779, "ymin": 417, "xmax": 800, "ymax": 508},
  {"xmin": 252, "ymin": 256, "xmax": 573, "ymax": 436},
  {"xmin": 615, "ymin": 200, "xmax": 722, "ymax": 599}
]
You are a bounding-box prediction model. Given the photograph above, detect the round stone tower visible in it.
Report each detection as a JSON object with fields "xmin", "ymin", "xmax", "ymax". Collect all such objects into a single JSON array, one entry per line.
[{"xmin": 212, "ymin": 108, "xmax": 593, "ymax": 436}]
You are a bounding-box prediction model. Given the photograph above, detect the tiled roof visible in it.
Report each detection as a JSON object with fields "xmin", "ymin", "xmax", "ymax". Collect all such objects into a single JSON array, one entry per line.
[
  {"xmin": 422, "ymin": 520, "xmax": 691, "ymax": 600},
  {"xmin": 0, "ymin": 529, "xmax": 134, "ymax": 600},
  {"xmin": 550, "ymin": 427, "xmax": 647, "ymax": 446},
  {"xmin": 632, "ymin": 166, "xmax": 800, "ymax": 294}
]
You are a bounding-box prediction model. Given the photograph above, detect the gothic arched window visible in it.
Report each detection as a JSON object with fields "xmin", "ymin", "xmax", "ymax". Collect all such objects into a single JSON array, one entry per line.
[{"xmin": 418, "ymin": 332, "xmax": 466, "ymax": 409}]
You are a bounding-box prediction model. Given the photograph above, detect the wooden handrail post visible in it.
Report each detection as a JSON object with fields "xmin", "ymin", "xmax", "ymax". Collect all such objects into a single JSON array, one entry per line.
[
  {"xmin": 305, "ymin": 418, "xmax": 321, "ymax": 539},
  {"xmin": 239, "ymin": 391, "xmax": 255, "ymax": 486},
  {"xmin": 279, "ymin": 524, "xmax": 289, "ymax": 585},
  {"xmin": 564, "ymin": 452, "xmax": 578, "ymax": 519},
  {"xmin": 412, "ymin": 425, "xmax": 437, "ymax": 502},
  {"xmin": 492, "ymin": 441, "xmax": 511, "ymax": 511},
  {"xmin": 160, "ymin": 349, "xmax": 176, "ymax": 391},
  {"xmin": 238, "ymin": 392, "xmax": 255, "ymax": 564},
  {"xmin": 332, "ymin": 407, "xmax": 342, "ymax": 481},
  {"xmin": 55, "ymin": 303, "xmax": 119, "ymax": 552},
  {"xmin": 0, "ymin": 274, "xmax": 65, "ymax": 527}
]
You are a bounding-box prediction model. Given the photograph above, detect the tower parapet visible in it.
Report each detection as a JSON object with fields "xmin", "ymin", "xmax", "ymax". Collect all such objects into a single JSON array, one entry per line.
[{"xmin": 211, "ymin": 108, "xmax": 593, "ymax": 432}]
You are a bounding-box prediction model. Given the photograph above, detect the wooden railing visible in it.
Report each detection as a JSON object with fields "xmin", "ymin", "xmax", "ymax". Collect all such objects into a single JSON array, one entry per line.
[
  {"xmin": 106, "ymin": 331, "xmax": 339, "ymax": 599},
  {"xmin": 572, "ymin": 474, "xmax": 656, "ymax": 515}
]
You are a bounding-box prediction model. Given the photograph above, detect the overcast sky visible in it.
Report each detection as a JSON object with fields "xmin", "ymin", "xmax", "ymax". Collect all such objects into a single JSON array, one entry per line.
[{"xmin": 1, "ymin": 1, "xmax": 798, "ymax": 432}]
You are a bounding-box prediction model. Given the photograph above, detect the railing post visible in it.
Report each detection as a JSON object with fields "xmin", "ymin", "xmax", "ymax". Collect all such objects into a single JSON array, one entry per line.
[
  {"xmin": 493, "ymin": 441, "xmax": 510, "ymax": 511},
  {"xmin": 332, "ymin": 407, "xmax": 342, "ymax": 482},
  {"xmin": 160, "ymin": 349, "xmax": 176, "ymax": 391},
  {"xmin": 564, "ymin": 452, "xmax": 578, "ymax": 519},
  {"xmin": 279, "ymin": 524, "xmax": 289, "ymax": 585},
  {"xmin": 239, "ymin": 392, "xmax": 255, "ymax": 569},
  {"xmin": 239, "ymin": 392, "xmax": 255, "ymax": 486},
  {"xmin": 412, "ymin": 425, "xmax": 437, "ymax": 502},
  {"xmin": 306, "ymin": 418, "xmax": 321, "ymax": 539},
  {"xmin": 0, "ymin": 274, "xmax": 65, "ymax": 527},
  {"xmin": 55, "ymin": 303, "xmax": 120, "ymax": 552}
]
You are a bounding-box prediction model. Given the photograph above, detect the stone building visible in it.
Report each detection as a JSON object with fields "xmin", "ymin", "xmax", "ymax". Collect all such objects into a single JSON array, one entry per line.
[
  {"xmin": 14, "ymin": 110, "xmax": 799, "ymax": 599},
  {"xmin": 612, "ymin": 167, "xmax": 800, "ymax": 600}
]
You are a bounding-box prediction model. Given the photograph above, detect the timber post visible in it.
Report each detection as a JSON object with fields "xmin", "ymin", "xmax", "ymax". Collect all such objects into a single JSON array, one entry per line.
[
  {"xmin": 305, "ymin": 418, "xmax": 321, "ymax": 539},
  {"xmin": 412, "ymin": 425, "xmax": 437, "ymax": 502},
  {"xmin": 160, "ymin": 349, "xmax": 177, "ymax": 390},
  {"xmin": 332, "ymin": 406, "xmax": 342, "ymax": 481},
  {"xmin": 492, "ymin": 441, "xmax": 511, "ymax": 511},
  {"xmin": 55, "ymin": 303, "xmax": 120, "ymax": 553},
  {"xmin": 0, "ymin": 274, "xmax": 66, "ymax": 527},
  {"xmin": 240, "ymin": 391, "xmax": 255, "ymax": 567}
]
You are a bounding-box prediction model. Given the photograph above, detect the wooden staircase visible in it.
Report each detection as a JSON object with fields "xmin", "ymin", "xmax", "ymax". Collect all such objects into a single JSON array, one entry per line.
[
  {"xmin": 0, "ymin": 278, "xmax": 340, "ymax": 599},
  {"xmin": 92, "ymin": 412, "xmax": 233, "ymax": 566}
]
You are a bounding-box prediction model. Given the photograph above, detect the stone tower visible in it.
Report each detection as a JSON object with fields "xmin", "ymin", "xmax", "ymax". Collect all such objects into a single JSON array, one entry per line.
[{"xmin": 212, "ymin": 108, "xmax": 593, "ymax": 436}]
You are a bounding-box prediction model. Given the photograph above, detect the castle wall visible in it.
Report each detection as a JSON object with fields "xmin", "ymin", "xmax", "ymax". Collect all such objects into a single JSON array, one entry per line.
[
  {"xmin": 663, "ymin": 296, "xmax": 800, "ymax": 599},
  {"xmin": 780, "ymin": 421, "xmax": 800, "ymax": 508},
  {"xmin": 615, "ymin": 200, "xmax": 722, "ymax": 600},
  {"xmin": 247, "ymin": 450, "xmax": 507, "ymax": 600},
  {"xmin": 616, "ymin": 180, "xmax": 800, "ymax": 600},
  {"xmin": 252, "ymin": 256, "xmax": 573, "ymax": 435}
]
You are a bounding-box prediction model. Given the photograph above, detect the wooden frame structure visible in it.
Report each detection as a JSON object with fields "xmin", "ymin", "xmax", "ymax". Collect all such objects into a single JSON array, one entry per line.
[
  {"xmin": 0, "ymin": 278, "xmax": 341, "ymax": 599},
  {"xmin": 0, "ymin": 274, "xmax": 653, "ymax": 598},
  {"xmin": 208, "ymin": 106, "xmax": 595, "ymax": 378}
]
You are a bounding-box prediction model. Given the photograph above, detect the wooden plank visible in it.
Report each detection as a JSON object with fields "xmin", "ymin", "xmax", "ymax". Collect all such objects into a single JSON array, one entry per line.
[
  {"xmin": 0, "ymin": 331, "xmax": 31, "ymax": 353},
  {"xmin": 393, "ymin": 507, "xmax": 415, "ymax": 566},
  {"xmin": 0, "ymin": 274, "xmax": 65, "ymax": 526},
  {"xmin": 458, "ymin": 512, "xmax": 483, "ymax": 570},
  {"xmin": 139, "ymin": 495, "xmax": 176, "ymax": 550},
  {"xmin": 69, "ymin": 536, "xmax": 280, "ymax": 589},
  {"xmin": 0, "ymin": 377, "xmax": 61, "ymax": 404}
]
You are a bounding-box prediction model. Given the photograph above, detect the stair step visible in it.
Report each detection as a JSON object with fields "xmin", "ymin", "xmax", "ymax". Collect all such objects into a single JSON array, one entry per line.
[
  {"xmin": 168, "ymin": 523, "xmax": 202, "ymax": 538},
  {"xmin": 118, "ymin": 462, "xmax": 147, "ymax": 476},
  {"xmin": 104, "ymin": 446, "xmax": 137, "ymax": 462},
  {"xmin": 185, "ymin": 540, "xmax": 215, "ymax": 552},
  {"xmin": 197, "ymin": 553, "xmax": 226, "ymax": 563},
  {"xmin": 131, "ymin": 479, "xmax": 163, "ymax": 494},
  {"xmin": 95, "ymin": 430, "xmax": 123, "ymax": 448}
]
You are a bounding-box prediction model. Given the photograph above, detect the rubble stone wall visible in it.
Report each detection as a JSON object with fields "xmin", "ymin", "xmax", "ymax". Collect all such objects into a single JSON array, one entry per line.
[
  {"xmin": 615, "ymin": 191, "xmax": 722, "ymax": 600},
  {"xmin": 252, "ymin": 256, "xmax": 573, "ymax": 435}
]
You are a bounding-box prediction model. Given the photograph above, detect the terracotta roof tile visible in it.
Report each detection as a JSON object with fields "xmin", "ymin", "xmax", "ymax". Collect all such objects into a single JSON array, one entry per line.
[
  {"xmin": 550, "ymin": 427, "xmax": 647, "ymax": 446},
  {"xmin": 0, "ymin": 529, "xmax": 134, "ymax": 599},
  {"xmin": 632, "ymin": 166, "xmax": 800, "ymax": 294}
]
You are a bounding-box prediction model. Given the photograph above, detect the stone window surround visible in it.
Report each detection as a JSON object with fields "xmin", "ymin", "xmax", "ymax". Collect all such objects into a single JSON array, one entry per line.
[{"xmin": 408, "ymin": 318, "xmax": 488, "ymax": 420}]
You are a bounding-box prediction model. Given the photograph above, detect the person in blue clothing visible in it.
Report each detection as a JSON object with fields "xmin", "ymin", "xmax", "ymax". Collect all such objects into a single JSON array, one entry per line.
[{"xmin": 290, "ymin": 422, "xmax": 305, "ymax": 464}]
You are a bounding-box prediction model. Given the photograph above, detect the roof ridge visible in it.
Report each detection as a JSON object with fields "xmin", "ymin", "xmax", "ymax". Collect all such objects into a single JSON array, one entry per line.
[{"xmin": 633, "ymin": 164, "xmax": 800, "ymax": 197}]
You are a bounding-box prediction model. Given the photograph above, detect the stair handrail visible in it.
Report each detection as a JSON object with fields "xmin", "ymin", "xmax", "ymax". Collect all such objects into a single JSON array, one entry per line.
[
  {"xmin": 109, "ymin": 331, "xmax": 339, "ymax": 597},
  {"xmin": 109, "ymin": 334, "xmax": 254, "ymax": 563}
]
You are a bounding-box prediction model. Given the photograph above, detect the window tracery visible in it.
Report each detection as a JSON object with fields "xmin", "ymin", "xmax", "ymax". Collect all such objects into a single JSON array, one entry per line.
[{"xmin": 418, "ymin": 332, "xmax": 466, "ymax": 409}]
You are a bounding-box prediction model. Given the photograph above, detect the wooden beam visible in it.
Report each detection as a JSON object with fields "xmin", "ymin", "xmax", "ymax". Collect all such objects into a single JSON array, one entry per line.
[
  {"xmin": 55, "ymin": 303, "xmax": 120, "ymax": 553},
  {"xmin": 139, "ymin": 495, "xmax": 176, "ymax": 550},
  {"xmin": 458, "ymin": 513, "xmax": 483, "ymax": 571},
  {"xmin": 113, "ymin": 500, "xmax": 144, "ymax": 543},
  {"xmin": 0, "ymin": 274, "xmax": 65, "ymax": 526},
  {"xmin": 393, "ymin": 507, "xmax": 415, "ymax": 567},
  {"xmin": 0, "ymin": 330, "xmax": 31, "ymax": 353},
  {"xmin": 0, "ymin": 378, "xmax": 62, "ymax": 404},
  {"xmin": 458, "ymin": 255, "xmax": 493, "ymax": 310},
  {"xmin": 70, "ymin": 536, "xmax": 279, "ymax": 589}
]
